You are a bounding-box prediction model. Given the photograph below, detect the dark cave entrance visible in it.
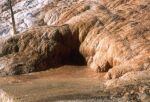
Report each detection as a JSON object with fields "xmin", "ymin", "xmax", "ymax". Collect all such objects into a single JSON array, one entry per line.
[
  {"xmin": 35, "ymin": 49, "xmax": 87, "ymax": 72},
  {"xmin": 64, "ymin": 50, "xmax": 86, "ymax": 66}
]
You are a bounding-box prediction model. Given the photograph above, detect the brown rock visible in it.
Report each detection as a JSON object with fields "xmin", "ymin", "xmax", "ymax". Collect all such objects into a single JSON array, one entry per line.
[
  {"xmin": 63, "ymin": 0, "xmax": 150, "ymax": 79},
  {"xmin": 0, "ymin": 25, "xmax": 80, "ymax": 76},
  {"xmin": 0, "ymin": 0, "xmax": 150, "ymax": 80}
]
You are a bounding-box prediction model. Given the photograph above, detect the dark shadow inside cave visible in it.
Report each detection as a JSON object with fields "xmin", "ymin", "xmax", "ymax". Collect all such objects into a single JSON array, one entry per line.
[
  {"xmin": 34, "ymin": 50, "xmax": 87, "ymax": 73},
  {"xmin": 64, "ymin": 50, "xmax": 87, "ymax": 66}
]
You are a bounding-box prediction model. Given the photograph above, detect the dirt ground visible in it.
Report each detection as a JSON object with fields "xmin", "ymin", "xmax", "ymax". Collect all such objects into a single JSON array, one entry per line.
[{"xmin": 0, "ymin": 65, "xmax": 110, "ymax": 102}]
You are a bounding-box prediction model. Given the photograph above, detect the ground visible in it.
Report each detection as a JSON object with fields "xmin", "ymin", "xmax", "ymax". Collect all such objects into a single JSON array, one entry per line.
[
  {"xmin": 0, "ymin": 66, "xmax": 107, "ymax": 102},
  {"xmin": 0, "ymin": 66, "xmax": 150, "ymax": 102}
]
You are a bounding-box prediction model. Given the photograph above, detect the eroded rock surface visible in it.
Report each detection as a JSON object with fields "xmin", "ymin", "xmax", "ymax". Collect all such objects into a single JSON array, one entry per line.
[
  {"xmin": 55, "ymin": 0, "xmax": 150, "ymax": 79},
  {"xmin": 0, "ymin": 25, "xmax": 79, "ymax": 75},
  {"xmin": 0, "ymin": 0, "xmax": 79, "ymax": 36},
  {"xmin": 0, "ymin": 0, "xmax": 150, "ymax": 82}
]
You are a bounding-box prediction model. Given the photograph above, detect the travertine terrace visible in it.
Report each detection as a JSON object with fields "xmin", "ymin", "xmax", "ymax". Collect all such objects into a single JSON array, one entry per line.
[
  {"xmin": 0, "ymin": 0, "xmax": 150, "ymax": 101},
  {"xmin": 0, "ymin": 0, "xmax": 150, "ymax": 79}
]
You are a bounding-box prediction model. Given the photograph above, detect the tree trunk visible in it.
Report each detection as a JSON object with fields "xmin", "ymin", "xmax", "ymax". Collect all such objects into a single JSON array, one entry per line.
[{"xmin": 8, "ymin": 0, "xmax": 17, "ymax": 35}]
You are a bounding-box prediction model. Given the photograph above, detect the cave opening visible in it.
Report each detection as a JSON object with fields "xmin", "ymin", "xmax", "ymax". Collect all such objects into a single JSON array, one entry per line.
[{"xmin": 64, "ymin": 50, "xmax": 87, "ymax": 66}]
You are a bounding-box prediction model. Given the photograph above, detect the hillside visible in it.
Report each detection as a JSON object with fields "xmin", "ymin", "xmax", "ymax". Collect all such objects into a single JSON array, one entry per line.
[{"xmin": 0, "ymin": 0, "xmax": 150, "ymax": 101}]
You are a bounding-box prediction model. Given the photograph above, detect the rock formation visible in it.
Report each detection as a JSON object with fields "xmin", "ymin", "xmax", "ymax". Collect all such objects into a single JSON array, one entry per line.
[
  {"xmin": 0, "ymin": 0, "xmax": 79, "ymax": 36},
  {"xmin": 0, "ymin": 0, "xmax": 150, "ymax": 82},
  {"xmin": 0, "ymin": 25, "xmax": 78, "ymax": 75}
]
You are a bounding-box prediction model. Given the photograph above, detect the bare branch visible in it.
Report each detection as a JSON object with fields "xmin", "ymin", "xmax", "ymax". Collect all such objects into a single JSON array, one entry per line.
[{"xmin": 7, "ymin": 0, "xmax": 17, "ymax": 35}]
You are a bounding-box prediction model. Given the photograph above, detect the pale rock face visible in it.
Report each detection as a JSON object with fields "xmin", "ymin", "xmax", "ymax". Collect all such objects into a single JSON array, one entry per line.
[
  {"xmin": 0, "ymin": 0, "xmax": 79, "ymax": 37},
  {"xmin": 0, "ymin": 90, "xmax": 14, "ymax": 102}
]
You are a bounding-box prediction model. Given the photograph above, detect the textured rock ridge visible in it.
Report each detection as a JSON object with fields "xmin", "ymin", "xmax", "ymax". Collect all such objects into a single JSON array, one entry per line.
[
  {"xmin": 0, "ymin": 25, "xmax": 78, "ymax": 75},
  {"xmin": 0, "ymin": 0, "xmax": 150, "ymax": 81},
  {"xmin": 54, "ymin": 0, "xmax": 150, "ymax": 79}
]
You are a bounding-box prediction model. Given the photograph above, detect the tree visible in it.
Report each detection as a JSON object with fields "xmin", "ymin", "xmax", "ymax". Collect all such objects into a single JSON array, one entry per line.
[{"xmin": 8, "ymin": 0, "xmax": 17, "ymax": 35}]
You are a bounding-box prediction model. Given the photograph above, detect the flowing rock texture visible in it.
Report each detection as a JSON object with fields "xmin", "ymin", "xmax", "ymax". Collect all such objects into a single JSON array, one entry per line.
[
  {"xmin": 0, "ymin": 0, "xmax": 150, "ymax": 82},
  {"xmin": 0, "ymin": 0, "xmax": 79, "ymax": 36}
]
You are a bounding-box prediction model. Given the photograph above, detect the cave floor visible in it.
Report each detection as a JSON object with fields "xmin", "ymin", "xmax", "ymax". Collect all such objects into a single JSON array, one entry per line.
[{"xmin": 0, "ymin": 65, "xmax": 109, "ymax": 102}]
